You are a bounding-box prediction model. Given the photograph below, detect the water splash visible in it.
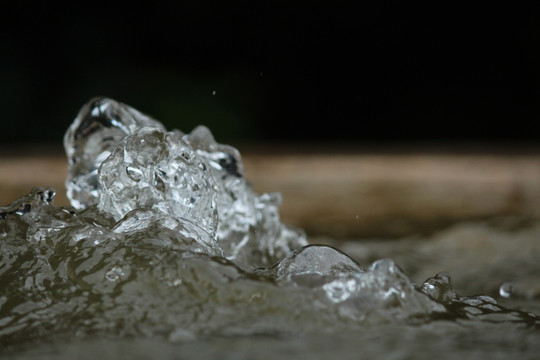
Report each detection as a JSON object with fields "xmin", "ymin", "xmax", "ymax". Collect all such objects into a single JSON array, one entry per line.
[{"xmin": 1, "ymin": 97, "xmax": 539, "ymax": 351}]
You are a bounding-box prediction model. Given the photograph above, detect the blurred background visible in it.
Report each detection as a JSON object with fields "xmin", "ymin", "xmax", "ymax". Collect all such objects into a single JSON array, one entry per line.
[{"xmin": 1, "ymin": 3, "xmax": 539, "ymax": 145}]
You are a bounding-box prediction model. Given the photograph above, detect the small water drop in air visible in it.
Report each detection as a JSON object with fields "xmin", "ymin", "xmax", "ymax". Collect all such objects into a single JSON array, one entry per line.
[{"xmin": 499, "ymin": 283, "xmax": 513, "ymax": 298}]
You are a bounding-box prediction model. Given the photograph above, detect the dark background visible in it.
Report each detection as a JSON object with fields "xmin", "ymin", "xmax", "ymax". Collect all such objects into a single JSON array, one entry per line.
[{"xmin": 1, "ymin": 3, "xmax": 539, "ymax": 146}]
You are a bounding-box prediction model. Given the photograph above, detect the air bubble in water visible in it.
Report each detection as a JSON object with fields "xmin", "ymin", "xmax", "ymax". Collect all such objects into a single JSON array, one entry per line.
[
  {"xmin": 126, "ymin": 166, "xmax": 143, "ymax": 182},
  {"xmin": 105, "ymin": 266, "xmax": 125, "ymax": 282}
]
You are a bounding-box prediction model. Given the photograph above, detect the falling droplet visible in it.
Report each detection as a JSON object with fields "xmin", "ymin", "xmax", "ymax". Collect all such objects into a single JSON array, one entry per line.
[
  {"xmin": 212, "ymin": 90, "xmax": 216, "ymax": 96},
  {"xmin": 499, "ymin": 283, "xmax": 513, "ymax": 298}
]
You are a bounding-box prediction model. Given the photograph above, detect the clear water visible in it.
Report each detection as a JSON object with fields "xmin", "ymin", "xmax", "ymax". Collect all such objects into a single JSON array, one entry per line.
[{"xmin": 1, "ymin": 98, "xmax": 539, "ymax": 359}]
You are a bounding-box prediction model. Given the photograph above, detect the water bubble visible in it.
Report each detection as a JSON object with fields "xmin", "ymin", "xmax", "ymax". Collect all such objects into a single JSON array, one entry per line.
[
  {"xmin": 126, "ymin": 166, "xmax": 143, "ymax": 182},
  {"xmin": 420, "ymin": 272, "xmax": 456, "ymax": 303},
  {"xmin": 105, "ymin": 266, "xmax": 125, "ymax": 282},
  {"xmin": 499, "ymin": 283, "xmax": 513, "ymax": 298}
]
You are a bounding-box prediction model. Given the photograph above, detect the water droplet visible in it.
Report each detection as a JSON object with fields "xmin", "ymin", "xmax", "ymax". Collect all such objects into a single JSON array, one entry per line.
[
  {"xmin": 212, "ymin": 90, "xmax": 216, "ymax": 96},
  {"xmin": 499, "ymin": 283, "xmax": 513, "ymax": 298}
]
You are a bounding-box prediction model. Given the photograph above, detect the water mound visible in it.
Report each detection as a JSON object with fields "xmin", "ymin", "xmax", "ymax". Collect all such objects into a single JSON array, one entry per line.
[{"xmin": 1, "ymin": 97, "xmax": 538, "ymax": 352}]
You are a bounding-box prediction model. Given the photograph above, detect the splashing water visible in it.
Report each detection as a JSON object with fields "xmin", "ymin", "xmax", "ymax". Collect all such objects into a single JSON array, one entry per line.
[{"xmin": 1, "ymin": 97, "xmax": 539, "ymax": 358}]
